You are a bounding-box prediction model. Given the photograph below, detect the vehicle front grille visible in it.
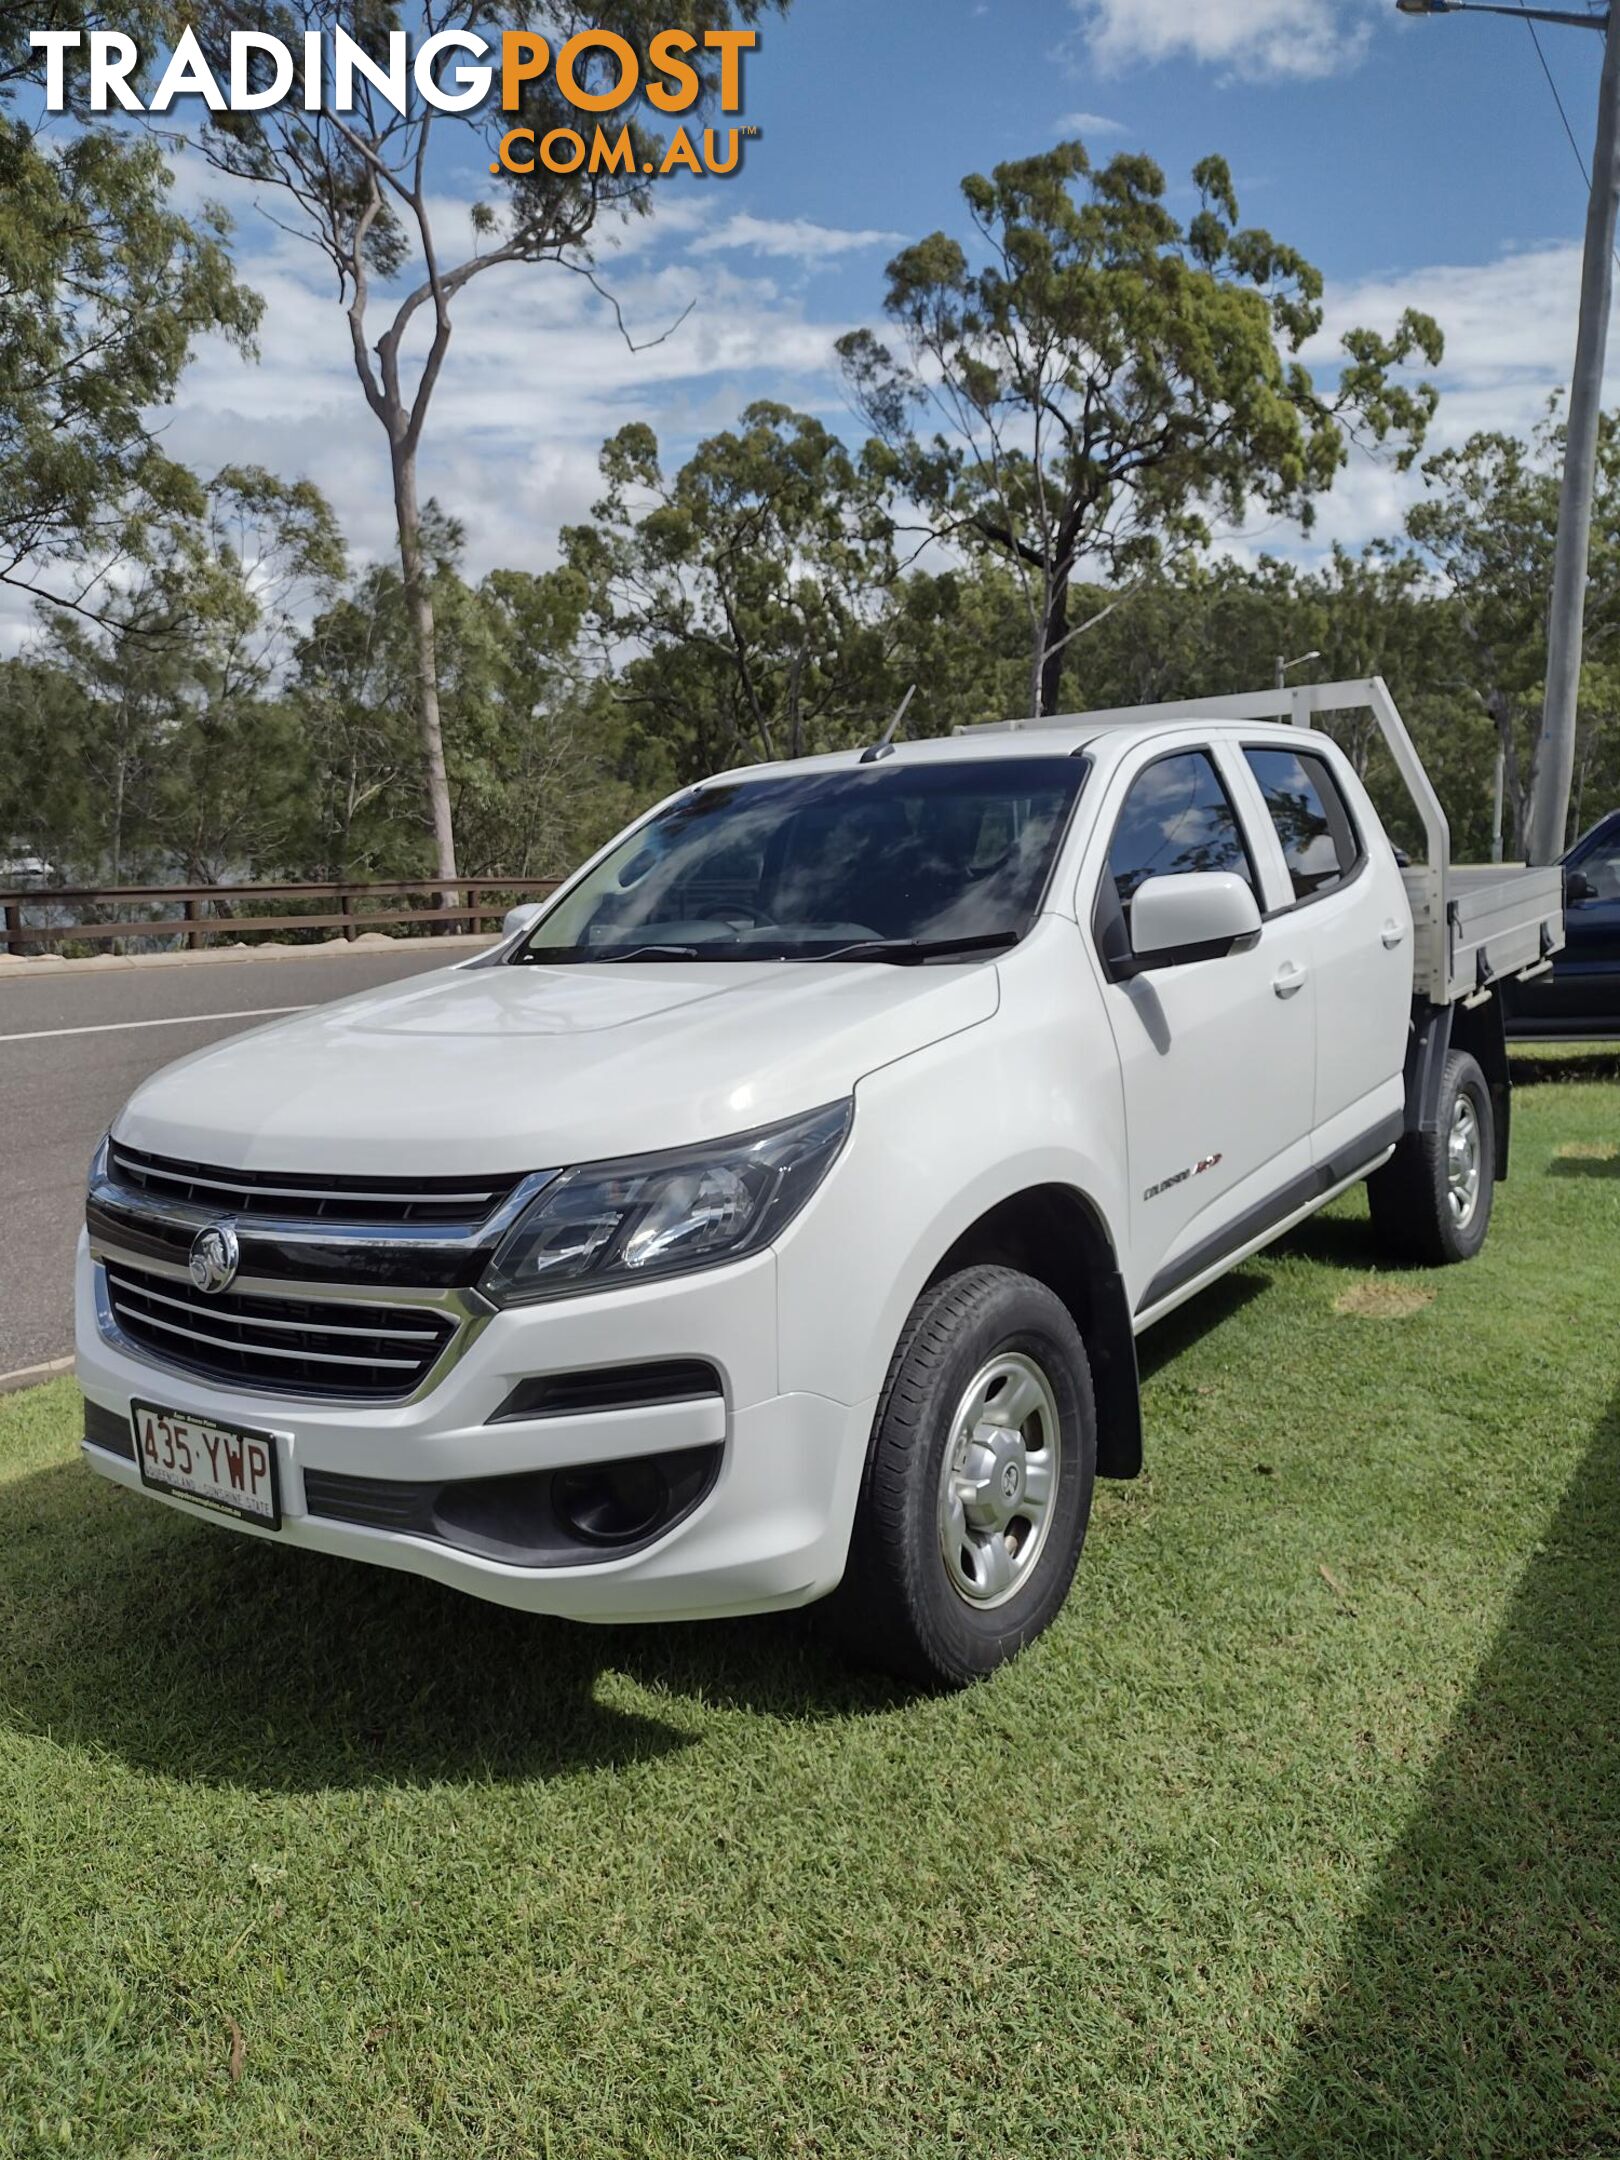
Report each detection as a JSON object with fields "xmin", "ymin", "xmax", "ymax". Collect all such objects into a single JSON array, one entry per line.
[
  {"xmin": 103, "ymin": 1261, "xmax": 459, "ymax": 1402},
  {"xmin": 106, "ymin": 1139, "xmax": 523, "ymax": 1231}
]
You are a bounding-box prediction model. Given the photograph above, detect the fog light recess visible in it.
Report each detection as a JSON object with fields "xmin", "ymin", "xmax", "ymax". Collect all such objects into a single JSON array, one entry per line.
[{"xmin": 552, "ymin": 1458, "xmax": 672, "ymax": 1547}]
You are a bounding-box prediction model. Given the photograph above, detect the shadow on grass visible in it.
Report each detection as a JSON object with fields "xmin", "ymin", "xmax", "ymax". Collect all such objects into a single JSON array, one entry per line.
[
  {"xmin": 0, "ymin": 1460, "xmax": 908, "ymax": 1793},
  {"xmin": 1548, "ymin": 1154, "xmax": 1620, "ymax": 1180},
  {"xmin": 1510, "ymin": 1046, "xmax": 1620, "ymax": 1087},
  {"xmin": 1269, "ymin": 1210, "xmax": 1383, "ymax": 1273},
  {"xmin": 1245, "ymin": 1392, "xmax": 1620, "ymax": 2158},
  {"xmin": 1137, "ymin": 1269, "xmax": 1271, "ymax": 1382}
]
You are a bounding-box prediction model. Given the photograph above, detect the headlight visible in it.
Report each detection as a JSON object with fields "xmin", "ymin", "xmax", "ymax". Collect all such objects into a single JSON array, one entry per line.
[{"xmin": 481, "ymin": 1100, "xmax": 853, "ymax": 1306}]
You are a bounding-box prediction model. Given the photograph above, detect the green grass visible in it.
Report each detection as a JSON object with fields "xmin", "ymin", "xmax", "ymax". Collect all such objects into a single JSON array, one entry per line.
[{"xmin": 3, "ymin": 1066, "xmax": 1618, "ymax": 2159}]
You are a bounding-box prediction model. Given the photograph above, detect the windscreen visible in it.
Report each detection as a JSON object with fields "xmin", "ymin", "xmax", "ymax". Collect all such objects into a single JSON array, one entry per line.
[{"xmin": 514, "ymin": 757, "xmax": 1086, "ymax": 964}]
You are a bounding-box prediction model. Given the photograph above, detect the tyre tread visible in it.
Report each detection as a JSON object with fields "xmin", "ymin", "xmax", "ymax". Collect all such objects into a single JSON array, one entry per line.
[
  {"xmin": 825, "ymin": 1265, "xmax": 1094, "ymax": 1687},
  {"xmin": 1368, "ymin": 1048, "xmax": 1494, "ymax": 1267}
]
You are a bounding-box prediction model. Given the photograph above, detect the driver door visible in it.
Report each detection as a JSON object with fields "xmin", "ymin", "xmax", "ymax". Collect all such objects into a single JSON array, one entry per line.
[{"xmin": 1092, "ymin": 745, "xmax": 1316, "ymax": 1315}]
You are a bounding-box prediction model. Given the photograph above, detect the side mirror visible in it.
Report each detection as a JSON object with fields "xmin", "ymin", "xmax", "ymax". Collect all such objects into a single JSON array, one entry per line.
[
  {"xmin": 1566, "ymin": 869, "xmax": 1597, "ymax": 905},
  {"xmin": 502, "ymin": 901, "xmax": 544, "ymax": 939},
  {"xmin": 1129, "ymin": 872, "xmax": 1263, "ymax": 970}
]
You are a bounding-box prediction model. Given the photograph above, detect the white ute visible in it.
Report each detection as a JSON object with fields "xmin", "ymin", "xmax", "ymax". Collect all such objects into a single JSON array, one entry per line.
[{"xmin": 78, "ymin": 681, "xmax": 1565, "ymax": 1685}]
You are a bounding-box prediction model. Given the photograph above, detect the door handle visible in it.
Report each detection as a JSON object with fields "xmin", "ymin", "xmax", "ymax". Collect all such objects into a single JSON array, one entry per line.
[
  {"xmin": 1380, "ymin": 920, "xmax": 1407, "ymax": 950},
  {"xmin": 1272, "ymin": 961, "xmax": 1308, "ymax": 1000}
]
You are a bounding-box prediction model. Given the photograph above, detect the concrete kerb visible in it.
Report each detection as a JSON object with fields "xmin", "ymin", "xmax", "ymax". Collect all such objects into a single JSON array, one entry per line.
[{"xmin": 0, "ymin": 1355, "xmax": 74, "ymax": 1397}]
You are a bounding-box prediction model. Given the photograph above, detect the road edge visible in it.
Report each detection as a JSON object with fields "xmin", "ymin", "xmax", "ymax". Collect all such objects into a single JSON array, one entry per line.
[
  {"xmin": 0, "ymin": 934, "xmax": 501, "ymax": 982},
  {"xmin": 0, "ymin": 1355, "xmax": 74, "ymax": 1397}
]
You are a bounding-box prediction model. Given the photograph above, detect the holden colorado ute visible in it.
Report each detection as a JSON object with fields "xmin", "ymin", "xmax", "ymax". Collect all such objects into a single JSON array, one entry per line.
[{"xmin": 77, "ymin": 681, "xmax": 1565, "ymax": 1686}]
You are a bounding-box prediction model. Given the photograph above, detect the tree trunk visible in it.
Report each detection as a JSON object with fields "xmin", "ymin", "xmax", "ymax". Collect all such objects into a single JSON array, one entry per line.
[
  {"xmin": 1038, "ymin": 577, "xmax": 1070, "ymax": 718},
  {"xmin": 390, "ymin": 442, "xmax": 459, "ymax": 908},
  {"xmin": 1491, "ymin": 694, "xmax": 1530, "ymax": 860}
]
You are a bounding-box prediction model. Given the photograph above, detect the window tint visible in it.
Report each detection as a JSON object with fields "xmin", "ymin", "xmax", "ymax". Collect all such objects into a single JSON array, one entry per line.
[
  {"xmin": 1108, "ymin": 752, "xmax": 1254, "ymax": 908},
  {"xmin": 516, "ymin": 758, "xmax": 1086, "ymax": 961},
  {"xmin": 1575, "ymin": 829, "xmax": 1620, "ymax": 901},
  {"xmin": 1245, "ymin": 749, "xmax": 1363, "ymax": 903}
]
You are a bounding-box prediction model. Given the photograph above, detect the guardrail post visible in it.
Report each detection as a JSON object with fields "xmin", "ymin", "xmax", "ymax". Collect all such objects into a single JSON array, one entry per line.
[
  {"xmin": 2, "ymin": 899, "xmax": 20, "ymax": 957},
  {"xmin": 340, "ymin": 889, "xmax": 355, "ymax": 943},
  {"xmin": 183, "ymin": 898, "xmax": 201, "ymax": 952}
]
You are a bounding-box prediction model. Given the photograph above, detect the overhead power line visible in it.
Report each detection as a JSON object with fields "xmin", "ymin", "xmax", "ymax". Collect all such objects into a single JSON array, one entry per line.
[
  {"xmin": 1520, "ymin": 2, "xmax": 1594, "ymax": 182},
  {"xmin": 1515, "ymin": 3, "xmax": 1620, "ymax": 268}
]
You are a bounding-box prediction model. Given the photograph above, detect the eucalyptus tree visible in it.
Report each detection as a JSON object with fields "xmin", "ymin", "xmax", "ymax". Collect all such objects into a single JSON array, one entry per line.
[
  {"xmin": 2, "ymin": 467, "xmax": 345, "ymax": 884},
  {"xmin": 185, "ymin": 0, "xmax": 781, "ymax": 898},
  {"xmin": 0, "ymin": 34, "xmax": 260, "ymax": 620},
  {"xmin": 839, "ymin": 142, "xmax": 1445, "ymax": 717},
  {"xmin": 570, "ymin": 402, "xmax": 899, "ymax": 780},
  {"xmin": 1408, "ymin": 408, "xmax": 1620, "ymax": 856}
]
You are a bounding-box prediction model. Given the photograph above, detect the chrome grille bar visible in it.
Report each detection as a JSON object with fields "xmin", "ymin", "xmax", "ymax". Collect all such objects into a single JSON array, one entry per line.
[
  {"xmin": 111, "ymin": 1304, "xmax": 421, "ymax": 1372},
  {"xmin": 106, "ymin": 1138, "xmax": 529, "ymax": 1230},
  {"xmin": 101, "ymin": 1260, "xmax": 463, "ymax": 1402},
  {"xmin": 116, "ymin": 1162, "xmax": 503, "ymax": 1207},
  {"xmin": 118, "ymin": 1272, "xmax": 443, "ymax": 1343}
]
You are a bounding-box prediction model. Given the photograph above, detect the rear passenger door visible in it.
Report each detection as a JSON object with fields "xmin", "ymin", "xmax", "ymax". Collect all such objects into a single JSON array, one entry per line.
[
  {"xmin": 1092, "ymin": 744, "xmax": 1317, "ymax": 1314},
  {"xmin": 1240, "ymin": 743, "xmax": 1411, "ymax": 1163}
]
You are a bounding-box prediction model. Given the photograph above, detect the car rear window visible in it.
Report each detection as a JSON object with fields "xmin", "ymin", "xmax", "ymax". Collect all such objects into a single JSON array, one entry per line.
[{"xmin": 1245, "ymin": 748, "xmax": 1363, "ymax": 903}]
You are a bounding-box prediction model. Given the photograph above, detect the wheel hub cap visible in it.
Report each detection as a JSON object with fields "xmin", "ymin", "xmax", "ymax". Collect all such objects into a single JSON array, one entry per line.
[
  {"xmin": 937, "ymin": 1352, "xmax": 1061, "ymax": 1610},
  {"xmin": 1447, "ymin": 1095, "xmax": 1481, "ymax": 1228}
]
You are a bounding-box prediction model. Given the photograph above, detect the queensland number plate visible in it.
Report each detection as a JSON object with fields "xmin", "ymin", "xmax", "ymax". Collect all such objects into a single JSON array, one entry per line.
[{"xmin": 130, "ymin": 1400, "xmax": 282, "ymax": 1528}]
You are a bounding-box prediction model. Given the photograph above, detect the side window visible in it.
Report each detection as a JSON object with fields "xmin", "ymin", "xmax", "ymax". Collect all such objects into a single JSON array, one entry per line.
[
  {"xmin": 1245, "ymin": 748, "xmax": 1363, "ymax": 904},
  {"xmin": 1574, "ymin": 828, "xmax": 1620, "ymax": 901},
  {"xmin": 1107, "ymin": 751, "xmax": 1255, "ymax": 909}
]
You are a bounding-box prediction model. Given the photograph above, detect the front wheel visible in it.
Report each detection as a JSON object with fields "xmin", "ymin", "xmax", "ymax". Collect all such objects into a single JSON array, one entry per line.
[
  {"xmin": 825, "ymin": 1266, "xmax": 1097, "ymax": 1688},
  {"xmin": 1368, "ymin": 1048, "xmax": 1495, "ymax": 1266}
]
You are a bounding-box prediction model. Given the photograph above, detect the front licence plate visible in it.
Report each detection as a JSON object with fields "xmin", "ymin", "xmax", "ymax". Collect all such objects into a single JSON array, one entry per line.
[{"xmin": 130, "ymin": 1401, "xmax": 282, "ymax": 1528}]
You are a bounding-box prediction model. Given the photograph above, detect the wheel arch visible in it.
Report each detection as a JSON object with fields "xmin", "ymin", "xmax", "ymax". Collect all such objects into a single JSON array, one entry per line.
[
  {"xmin": 923, "ymin": 1184, "xmax": 1142, "ymax": 1480},
  {"xmin": 1405, "ymin": 996, "xmax": 1511, "ymax": 1181}
]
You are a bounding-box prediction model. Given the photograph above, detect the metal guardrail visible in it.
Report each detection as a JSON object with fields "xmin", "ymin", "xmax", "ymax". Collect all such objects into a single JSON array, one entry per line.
[{"xmin": 0, "ymin": 877, "xmax": 561, "ymax": 956}]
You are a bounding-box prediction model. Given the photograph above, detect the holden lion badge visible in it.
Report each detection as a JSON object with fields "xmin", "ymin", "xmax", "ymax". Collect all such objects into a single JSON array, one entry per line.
[{"xmin": 188, "ymin": 1223, "xmax": 240, "ymax": 1296}]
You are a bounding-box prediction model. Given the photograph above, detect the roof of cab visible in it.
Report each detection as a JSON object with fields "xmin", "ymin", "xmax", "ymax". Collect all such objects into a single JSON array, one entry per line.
[{"xmin": 702, "ymin": 714, "xmax": 1322, "ymax": 788}]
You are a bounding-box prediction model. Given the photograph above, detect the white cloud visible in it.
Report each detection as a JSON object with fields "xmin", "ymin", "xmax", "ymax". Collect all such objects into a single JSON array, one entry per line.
[
  {"xmin": 1074, "ymin": 0, "xmax": 1380, "ymax": 81},
  {"xmin": 164, "ymin": 188, "xmax": 853, "ymax": 584},
  {"xmin": 0, "ymin": 161, "xmax": 863, "ymax": 654},
  {"xmin": 1264, "ymin": 241, "xmax": 1603, "ymax": 559},
  {"xmin": 1054, "ymin": 110, "xmax": 1129, "ymax": 138},
  {"xmin": 687, "ymin": 213, "xmax": 904, "ymax": 262},
  {"xmin": 5, "ymin": 130, "xmax": 1602, "ymax": 659}
]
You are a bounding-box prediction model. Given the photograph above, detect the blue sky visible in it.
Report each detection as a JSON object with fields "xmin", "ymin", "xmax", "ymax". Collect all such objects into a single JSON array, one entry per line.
[
  {"xmin": 743, "ymin": 0, "xmax": 1607, "ymax": 299},
  {"xmin": 13, "ymin": 0, "xmax": 1620, "ymax": 640}
]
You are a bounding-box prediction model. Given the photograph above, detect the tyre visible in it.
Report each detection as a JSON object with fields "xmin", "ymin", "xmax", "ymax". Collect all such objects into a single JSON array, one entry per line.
[
  {"xmin": 1368, "ymin": 1049, "xmax": 1495, "ymax": 1266},
  {"xmin": 826, "ymin": 1265, "xmax": 1097, "ymax": 1688}
]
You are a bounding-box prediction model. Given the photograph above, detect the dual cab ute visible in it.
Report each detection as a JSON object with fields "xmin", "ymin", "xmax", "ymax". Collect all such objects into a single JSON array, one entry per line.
[{"xmin": 78, "ymin": 681, "xmax": 1564, "ymax": 1685}]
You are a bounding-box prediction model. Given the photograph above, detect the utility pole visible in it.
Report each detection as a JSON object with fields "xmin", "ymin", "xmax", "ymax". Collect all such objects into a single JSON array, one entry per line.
[
  {"xmin": 1397, "ymin": 0, "xmax": 1620, "ymax": 864},
  {"xmin": 1536, "ymin": 9, "xmax": 1620, "ymax": 862}
]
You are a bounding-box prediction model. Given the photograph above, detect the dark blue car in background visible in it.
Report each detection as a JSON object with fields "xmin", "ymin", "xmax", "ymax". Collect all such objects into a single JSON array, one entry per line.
[{"xmin": 1507, "ymin": 809, "xmax": 1620, "ymax": 1040}]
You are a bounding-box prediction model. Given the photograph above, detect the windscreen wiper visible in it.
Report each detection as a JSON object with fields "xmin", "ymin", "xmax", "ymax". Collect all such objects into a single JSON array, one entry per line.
[
  {"xmin": 599, "ymin": 943, "xmax": 704, "ymax": 963},
  {"xmin": 815, "ymin": 932, "xmax": 1020, "ymax": 966},
  {"xmin": 512, "ymin": 942, "xmax": 702, "ymax": 966}
]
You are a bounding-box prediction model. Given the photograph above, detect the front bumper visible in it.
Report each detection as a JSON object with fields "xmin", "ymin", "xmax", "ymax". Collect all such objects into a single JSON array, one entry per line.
[{"xmin": 75, "ymin": 1234, "xmax": 873, "ymax": 1622}]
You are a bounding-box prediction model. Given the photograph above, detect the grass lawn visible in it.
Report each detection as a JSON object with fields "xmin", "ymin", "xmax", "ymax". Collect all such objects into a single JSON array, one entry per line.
[{"xmin": 2, "ymin": 1065, "xmax": 1617, "ymax": 2159}]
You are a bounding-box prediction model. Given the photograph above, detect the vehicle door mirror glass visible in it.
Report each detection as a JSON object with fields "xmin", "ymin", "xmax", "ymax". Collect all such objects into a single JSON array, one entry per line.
[
  {"xmin": 1129, "ymin": 872, "xmax": 1263, "ymax": 968},
  {"xmin": 1566, "ymin": 868, "xmax": 1597, "ymax": 905},
  {"xmin": 503, "ymin": 902, "xmax": 544, "ymax": 938}
]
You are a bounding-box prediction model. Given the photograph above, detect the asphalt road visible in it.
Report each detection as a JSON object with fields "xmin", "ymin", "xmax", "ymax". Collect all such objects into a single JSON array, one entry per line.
[{"xmin": 0, "ymin": 945, "xmax": 487, "ymax": 1380}]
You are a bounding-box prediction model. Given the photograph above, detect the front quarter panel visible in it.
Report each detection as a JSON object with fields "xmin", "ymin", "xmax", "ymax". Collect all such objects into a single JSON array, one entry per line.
[{"xmin": 774, "ymin": 927, "xmax": 1129, "ymax": 1413}]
